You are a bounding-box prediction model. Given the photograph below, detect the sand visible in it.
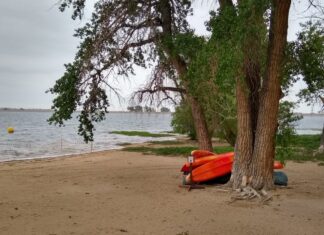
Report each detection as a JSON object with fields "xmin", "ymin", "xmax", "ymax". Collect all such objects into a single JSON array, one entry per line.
[{"xmin": 0, "ymin": 150, "xmax": 323, "ymax": 235}]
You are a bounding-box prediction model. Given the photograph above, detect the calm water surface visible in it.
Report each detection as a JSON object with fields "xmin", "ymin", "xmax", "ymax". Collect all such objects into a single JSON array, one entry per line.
[
  {"xmin": 295, "ymin": 114, "xmax": 323, "ymax": 134},
  {"xmin": 0, "ymin": 111, "xmax": 173, "ymax": 162},
  {"xmin": 0, "ymin": 111, "xmax": 322, "ymax": 162}
]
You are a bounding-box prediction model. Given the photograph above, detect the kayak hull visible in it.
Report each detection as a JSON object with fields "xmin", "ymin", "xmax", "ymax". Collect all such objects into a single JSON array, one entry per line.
[
  {"xmin": 181, "ymin": 152, "xmax": 234, "ymax": 173},
  {"xmin": 191, "ymin": 150, "xmax": 216, "ymax": 159},
  {"xmin": 186, "ymin": 154, "xmax": 233, "ymax": 183},
  {"xmin": 183, "ymin": 150, "xmax": 285, "ymax": 183}
]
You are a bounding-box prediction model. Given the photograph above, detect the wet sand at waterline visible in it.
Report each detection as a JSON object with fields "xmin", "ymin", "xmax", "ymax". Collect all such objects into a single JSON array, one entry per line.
[{"xmin": 0, "ymin": 150, "xmax": 323, "ymax": 235}]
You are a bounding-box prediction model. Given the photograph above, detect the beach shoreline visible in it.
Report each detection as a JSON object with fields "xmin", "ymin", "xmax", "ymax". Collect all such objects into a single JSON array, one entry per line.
[
  {"xmin": 0, "ymin": 147, "xmax": 123, "ymax": 165},
  {"xmin": 0, "ymin": 149, "xmax": 323, "ymax": 234}
]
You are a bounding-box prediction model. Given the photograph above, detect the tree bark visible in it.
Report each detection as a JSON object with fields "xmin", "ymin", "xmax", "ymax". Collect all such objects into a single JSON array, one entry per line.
[
  {"xmin": 319, "ymin": 98, "xmax": 324, "ymax": 153},
  {"xmin": 250, "ymin": 0, "xmax": 291, "ymax": 190},
  {"xmin": 231, "ymin": 78, "xmax": 254, "ymax": 188},
  {"xmin": 187, "ymin": 95, "xmax": 213, "ymax": 151},
  {"xmin": 231, "ymin": 0, "xmax": 262, "ymax": 188},
  {"xmin": 243, "ymin": 57, "xmax": 261, "ymax": 145},
  {"xmin": 319, "ymin": 125, "xmax": 324, "ymax": 153},
  {"xmin": 159, "ymin": 0, "xmax": 213, "ymax": 151}
]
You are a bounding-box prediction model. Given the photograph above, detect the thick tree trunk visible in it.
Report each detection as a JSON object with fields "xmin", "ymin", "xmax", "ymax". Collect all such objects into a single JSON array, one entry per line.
[
  {"xmin": 159, "ymin": 0, "xmax": 213, "ymax": 151},
  {"xmin": 231, "ymin": 0, "xmax": 262, "ymax": 188},
  {"xmin": 231, "ymin": 79, "xmax": 254, "ymax": 188},
  {"xmin": 232, "ymin": 50, "xmax": 262, "ymax": 188},
  {"xmin": 250, "ymin": 0, "xmax": 291, "ymax": 190},
  {"xmin": 243, "ymin": 58, "xmax": 261, "ymax": 144}
]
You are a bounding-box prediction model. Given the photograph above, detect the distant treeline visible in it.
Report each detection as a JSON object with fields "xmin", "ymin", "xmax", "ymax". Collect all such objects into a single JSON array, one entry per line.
[
  {"xmin": 127, "ymin": 106, "xmax": 170, "ymax": 113},
  {"xmin": 0, "ymin": 108, "xmax": 52, "ymax": 112}
]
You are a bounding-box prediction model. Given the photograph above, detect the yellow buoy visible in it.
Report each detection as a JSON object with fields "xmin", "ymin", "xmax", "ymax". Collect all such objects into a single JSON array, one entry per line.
[{"xmin": 7, "ymin": 127, "xmax": 14, "ymax": 134}]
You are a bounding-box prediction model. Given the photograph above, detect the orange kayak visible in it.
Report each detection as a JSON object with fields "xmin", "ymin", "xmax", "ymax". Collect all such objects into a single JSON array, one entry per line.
[
  {"xmin": 274, "ymin": 161, "xmax": 284, "ymax": 169},
  {"xmin": 181, "ymin": 152, "xmax": 234, "ymax": 172},
  {"xmin": 182, "ymin": 151, "xmax": 284, "ymax": 173},
  {"xmin": 191, "ymin": 150, "xmax": 216, "ymax": 159},
  {"xmin": 186, "ymin": 154, "xmax": 234, "ymax": 183},
  {"xmin": 183, "ymin": 151, "xmax": 285, "ymax": 183}
]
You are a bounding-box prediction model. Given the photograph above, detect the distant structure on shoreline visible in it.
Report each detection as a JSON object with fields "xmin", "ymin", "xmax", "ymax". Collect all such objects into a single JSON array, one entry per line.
[{"xmin": 0, "ymin": 108, "xmax": 52, "ymax": 112}]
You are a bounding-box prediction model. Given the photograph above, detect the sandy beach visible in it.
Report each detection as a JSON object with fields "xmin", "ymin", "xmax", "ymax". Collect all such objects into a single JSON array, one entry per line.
[{"xmin": 0, "ymin": 150, "xmax": 323, "ymax": 235}]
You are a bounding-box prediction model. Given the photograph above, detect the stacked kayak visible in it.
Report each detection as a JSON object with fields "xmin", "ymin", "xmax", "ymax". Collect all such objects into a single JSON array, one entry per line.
[
  {"xmin": 181, "ymin": 150, "xmax": 284, "ymax": 184},
  {"xmin": 181, "ymin": 151, "xmax": 234, "ymax": 173}
]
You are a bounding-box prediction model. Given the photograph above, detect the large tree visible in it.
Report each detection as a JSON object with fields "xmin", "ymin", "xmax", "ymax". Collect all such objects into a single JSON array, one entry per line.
[
  {"xmin": 49, "ymin": 0, "xmax": 213, "ymax": 150},
  {"xmin": 51, "ymin": 0, "xmax": 294, "ymax": 191},
  {"xmin": 212, "ymin": 0, "xmax": 292, "ymax": 190}
]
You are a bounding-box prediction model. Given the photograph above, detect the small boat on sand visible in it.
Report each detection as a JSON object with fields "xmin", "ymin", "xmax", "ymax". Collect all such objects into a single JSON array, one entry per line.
[
  {"xmin": 181, "ymin": 150, "xmax": 284, "ymax": 184},
  {"xmin": 181, "ymin": 152, "xmax": 234, "ymax": 173}
]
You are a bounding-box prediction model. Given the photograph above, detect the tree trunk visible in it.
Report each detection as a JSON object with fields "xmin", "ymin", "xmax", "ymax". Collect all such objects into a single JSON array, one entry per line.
[
  {"xmin": 188, "ymin": 95, "xmax": 213, "ymax": 151},
  {"xmin": 319, "ymin": 125, "xmax": 324, "ymax": 153},
  {"xmin": 319, "ymin": 98, "xmax": 324, "ymax": 153},
  {"xmin": 231, "ymin": 0, "xmax": 262, "ymax": 188},
  {"xmin": 243, "ymin": 57, "xmax": 261, "ymax": 145},
  {"xmin": 231, "ymin": 78, "xmax": 254, "ymax": 188},
  {"xmin": 250, "ymin": 0, "xmax": 291, "ymax": 190},
  {"xmin": 159, "ymin": 0, "xmax": 213, "ymax": 151}
]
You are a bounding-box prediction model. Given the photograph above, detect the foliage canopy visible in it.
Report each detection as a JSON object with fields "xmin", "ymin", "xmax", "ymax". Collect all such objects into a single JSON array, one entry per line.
[{"xmin": 49, "ymin": 0, "xmax": 192, "ymax": 142}]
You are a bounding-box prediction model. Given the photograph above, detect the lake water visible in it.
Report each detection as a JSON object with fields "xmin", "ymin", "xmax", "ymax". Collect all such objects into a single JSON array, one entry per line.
[
  {"xmin": 295, "ymin": 114, "xmax": 324, "ymax": 135},
  {"xmin": 0, "ymin": 111, "xmax": 173, "ymax": 162},
  {"xmin": 0, "ymin": 111, "xmax": 323, "ymax": 162}
]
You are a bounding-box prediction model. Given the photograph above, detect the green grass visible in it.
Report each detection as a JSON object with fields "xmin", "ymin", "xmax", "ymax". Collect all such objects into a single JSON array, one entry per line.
[
  {"xmin": 122, "ymin": 145, "xmax": 234, "ymax": 156},
  {"xmin": 213, "ymin": 146, "xmax": 235, "ymax": 154},
  {"xmin": 276, "ymin": 149, "xmax": 324, "ymax": 162},
  {"xmin": 275, "ymin": 134, "xmax": 323, "ymax": 163},
  {"xmin": 117, "ymin": 142, "xmax": 132, "ymax": 146},
  {"xmin": 122, "ymin": 146, "xmax": 153, "ymax": 154},
  {"xmin": 110, "ymin": 131, "xmax": 173, "ymax": 138},
  {"xmin": 121, "ymin": 134, "xmax": 323, "ymax": 163},
  {"xmin": 290, "ymin": 134, "xmax": 321, "ymax": 150},
  {"xmin": 148, "ymin": 140, "xmax": 181, "ymax": 145}
]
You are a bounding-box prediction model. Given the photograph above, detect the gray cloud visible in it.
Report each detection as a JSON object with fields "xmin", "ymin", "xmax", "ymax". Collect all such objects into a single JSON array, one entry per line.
[
  {"xmin": 0, "ymin": 0, "xmax": 320, "ymax": 112},
  {"xmin": 0, "ymin": 0, "xmax": 82, "ymax": 108}
]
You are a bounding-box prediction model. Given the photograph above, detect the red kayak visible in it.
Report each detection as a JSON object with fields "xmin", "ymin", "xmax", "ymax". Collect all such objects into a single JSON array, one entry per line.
[
  {"xmin": 185, "ymin": 154, "xmax": 234, "ymax": 183},
  {"xmin": 181, "ymin": 152, "xmax": 234, "ymax": 173},
  {"xmin": 182, "ymin": 151, "xmax": 283, "ymax": 173},
  {"xmin": 191, "ymin": 150, "xmax": 216, "ymax": 159},
  {"xmin": 182, "ymin": 151, "xmax": 284, "ymax": 183}
]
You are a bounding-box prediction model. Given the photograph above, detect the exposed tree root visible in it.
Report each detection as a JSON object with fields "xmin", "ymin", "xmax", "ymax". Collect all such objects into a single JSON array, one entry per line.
[
  {"xmin": 229, "ymin": 186, "xmax": 272, "ymax": 204},
  {"xmin": 228, "ymin": 175, "xmax": 273, "ymax": 204}
]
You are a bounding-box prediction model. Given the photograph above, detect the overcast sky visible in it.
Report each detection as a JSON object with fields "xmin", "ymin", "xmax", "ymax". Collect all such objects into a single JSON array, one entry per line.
[{"xmin": 0, "ymin": 0, "xmax": 321, "ymax": 112}]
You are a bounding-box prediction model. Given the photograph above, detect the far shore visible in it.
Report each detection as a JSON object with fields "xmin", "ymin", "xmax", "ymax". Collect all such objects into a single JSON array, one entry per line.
[
  {"xmin": 0, "ymin": 107, "xmax": 323, "ymax": 116},
  {"xmin": 0, "ymin": 109, "xmax": 173, "ymax": 114}
]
